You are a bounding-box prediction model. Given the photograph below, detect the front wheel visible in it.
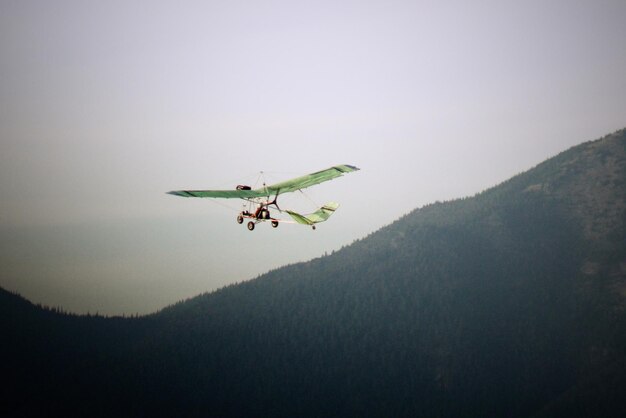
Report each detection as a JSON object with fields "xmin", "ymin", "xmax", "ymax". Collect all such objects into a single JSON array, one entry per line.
[
  {"xmin": 271, "ymin": 220, "xmax": 279, "ymax": 228},
  {"xmin": 247, "ymin": 221, "xmax": 255, "ymax": 231},
  {"xmin": 237, "ymin": 214, "xmax": 244, "ymax": 224}
]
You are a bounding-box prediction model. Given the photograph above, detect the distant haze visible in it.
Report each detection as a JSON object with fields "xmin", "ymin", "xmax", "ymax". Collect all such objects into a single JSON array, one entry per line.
[{"xmin": 1, "ymin": 0, "xmax": 625, "ymax": 315}]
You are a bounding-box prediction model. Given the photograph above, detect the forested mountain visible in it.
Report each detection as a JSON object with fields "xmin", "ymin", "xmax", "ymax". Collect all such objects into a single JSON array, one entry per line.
[{"xmin": 3, "ymin": 129, "xmax": 626, "ymax": 417}]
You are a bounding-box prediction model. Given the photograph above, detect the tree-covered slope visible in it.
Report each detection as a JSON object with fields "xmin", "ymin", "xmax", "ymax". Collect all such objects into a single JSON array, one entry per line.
[
  {"xmin": 0, "ymin": 287, "xmax": 158, "ymax": 416},
  {"xmin": 3, "ymin": 129, "xmax": 625, "ymax": 417}
]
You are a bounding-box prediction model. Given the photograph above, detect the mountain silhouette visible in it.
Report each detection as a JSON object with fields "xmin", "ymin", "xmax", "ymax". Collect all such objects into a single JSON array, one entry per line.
[{"xmin": 2, "ymin": 128, "xmax": 625, "ymax": 417}]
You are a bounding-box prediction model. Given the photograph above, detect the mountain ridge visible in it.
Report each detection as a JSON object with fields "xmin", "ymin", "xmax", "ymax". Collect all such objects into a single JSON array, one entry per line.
[{"xmin": 2, "ymin": 128, "xmax": 626, "ymax": 417}]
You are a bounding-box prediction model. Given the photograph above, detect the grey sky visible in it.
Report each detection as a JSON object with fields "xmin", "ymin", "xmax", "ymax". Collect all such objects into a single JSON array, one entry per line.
[{"xmin": 1, "ymin": 0, "xmax": 625, "ymax": 315}]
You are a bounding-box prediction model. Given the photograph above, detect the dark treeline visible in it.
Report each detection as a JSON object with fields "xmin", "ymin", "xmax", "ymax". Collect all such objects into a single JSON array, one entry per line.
[{"xmin": 2, "ymin": 129, "xmax": 626, "ymax": 417}]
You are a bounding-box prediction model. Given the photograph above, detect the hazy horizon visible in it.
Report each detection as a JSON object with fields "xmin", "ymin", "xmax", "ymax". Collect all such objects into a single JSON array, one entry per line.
[{"xmin": 1, "ymin": 0, "xmax": 625, "ymax": 315}]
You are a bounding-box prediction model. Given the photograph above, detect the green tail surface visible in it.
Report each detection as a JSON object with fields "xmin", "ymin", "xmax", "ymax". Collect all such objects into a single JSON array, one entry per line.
[{"xmin": 285, "ymin": 202, "xmax": 340, "ymax": 225}]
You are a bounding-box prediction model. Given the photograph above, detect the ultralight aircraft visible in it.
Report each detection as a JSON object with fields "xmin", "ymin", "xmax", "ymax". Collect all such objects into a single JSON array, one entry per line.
[{"xmin": 168, "ymin": 164, "xmax": 359, "ymax": 231}]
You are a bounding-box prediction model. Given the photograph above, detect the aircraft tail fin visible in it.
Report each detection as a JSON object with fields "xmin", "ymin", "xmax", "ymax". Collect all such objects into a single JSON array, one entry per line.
[{"xmin": 285, "ymin": 202, "xmax": 340, "ymax": 225}]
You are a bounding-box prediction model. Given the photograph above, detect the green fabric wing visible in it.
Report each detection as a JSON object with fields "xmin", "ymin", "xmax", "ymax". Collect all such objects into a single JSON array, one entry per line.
[
  {"xmin": 168, "ymin": 164, "xmax": 359, "ymax": 199},
  {"xmin": 266, "ymin": 164, "xmax": 359, "ymax": 195},
  {"xmin": 167, "ymin": 189, "xmax": 266, "ymax": 199}
]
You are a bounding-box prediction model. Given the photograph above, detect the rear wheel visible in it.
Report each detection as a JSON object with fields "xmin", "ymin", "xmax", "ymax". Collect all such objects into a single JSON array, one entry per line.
[
  {"xmin": 247, "ymin": 221, "xmax": 255, "ymax": 231},
  {"xmin": 237, "ymin": 214, "xmax": 244, "ymax": 224},
  {"xmin": 271, "ymin": 220, "xmax": 279, "ymax": 228}
]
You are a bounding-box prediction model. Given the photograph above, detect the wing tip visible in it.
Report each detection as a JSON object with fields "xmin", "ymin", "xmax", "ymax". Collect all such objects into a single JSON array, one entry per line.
[
  {"xmin": 337, "ymin": 164, "xmax": 360, "ymax": 172},
  {"xmin": 167, "ymin": 190, "xmax": 191, "ymax": 197}
]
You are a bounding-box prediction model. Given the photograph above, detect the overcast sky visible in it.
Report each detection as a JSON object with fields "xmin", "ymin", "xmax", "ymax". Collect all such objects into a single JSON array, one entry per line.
[{"xmin": 1, "ymin": 0, "xmax": 625, "ymax": 315}]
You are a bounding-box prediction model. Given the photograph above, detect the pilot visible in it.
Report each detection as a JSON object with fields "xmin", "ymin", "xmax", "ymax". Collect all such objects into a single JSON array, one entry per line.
[{"xmin": 254, "ymin": 203, "xmax": 264, "ymax": 219}]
